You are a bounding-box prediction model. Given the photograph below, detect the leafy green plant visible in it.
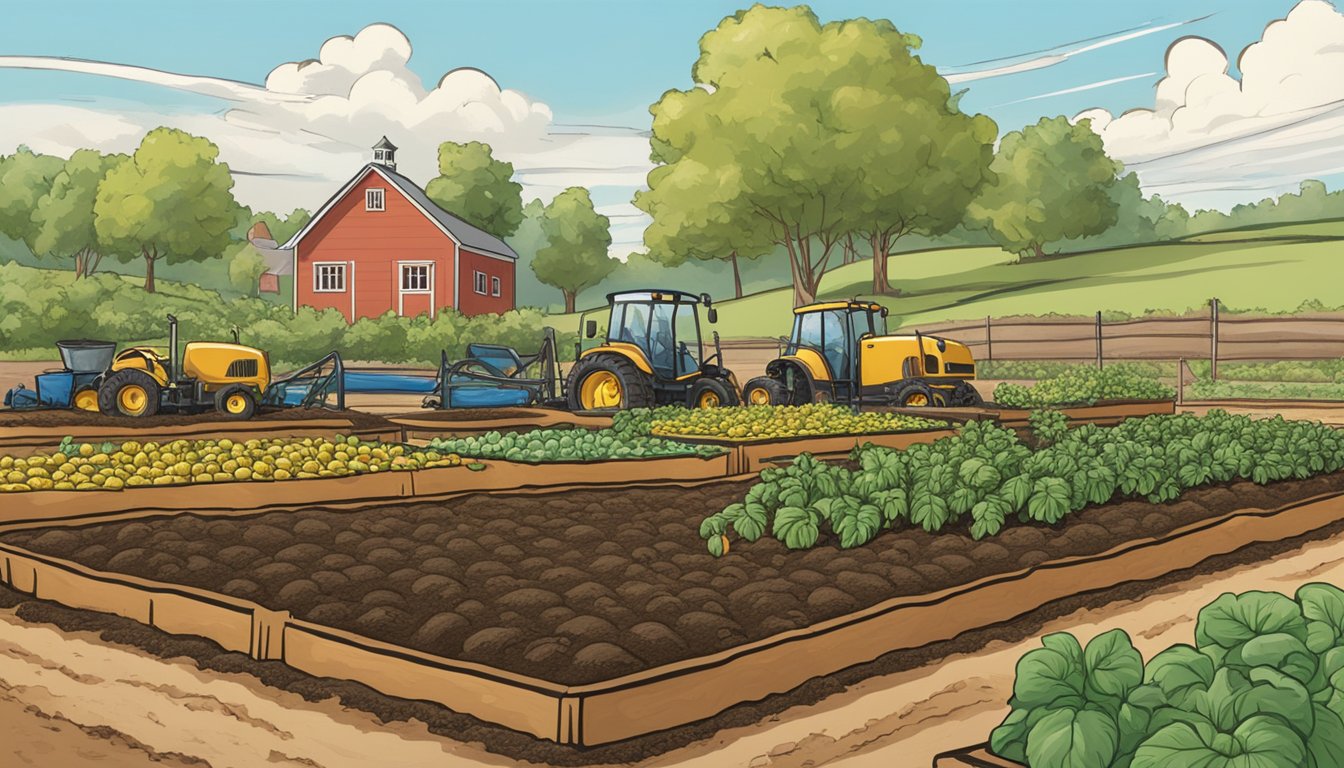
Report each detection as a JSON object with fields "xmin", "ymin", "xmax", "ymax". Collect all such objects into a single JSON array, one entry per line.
[
  {"xmin": 426, "ymin": 424, "xmax": 722, "ymax": 463},
  {"xmin": 994, "ymin": 364, "xmax": 1174, "ymax": 408},
  {"xmin": 1028, "ymin": 409, "xmax": 1070, "ymax": 446},
  {"xmin": 700, "ymin": 411, "xmax": 1344, "ymax": 555},
  {"xmin": 991, "ymin": 584, "xmax": 1344, "ymax": 767}
]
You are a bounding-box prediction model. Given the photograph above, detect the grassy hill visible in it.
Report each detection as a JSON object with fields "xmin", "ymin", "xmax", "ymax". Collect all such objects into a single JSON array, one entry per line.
[{"xmin": 547, "ymin": 219, "xmax": 1344, "ymax": 340}]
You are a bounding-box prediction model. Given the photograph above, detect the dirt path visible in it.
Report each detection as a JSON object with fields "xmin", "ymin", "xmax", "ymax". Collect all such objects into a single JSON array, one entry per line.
[{"xmin": 5, "ymin": 527, "xmax": 1344, "ymax": 768}]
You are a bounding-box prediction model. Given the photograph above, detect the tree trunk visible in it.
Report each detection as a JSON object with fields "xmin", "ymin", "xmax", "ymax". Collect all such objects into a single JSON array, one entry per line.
[
  {"xmin": 842, "ymin": 234, "xmax": 856, "ymax": 265},
  {"xmin": 87, "ymin": 251, "xmax": 102, "ymax": 277},
  {"xmin": 871, "ymin": 233, "xmax": 889, "ymax": 295},
  {"xmin": 563, "ymin": 289, "xmax": 576, "ymax": 314},
  {"xmin": 1031, "ymin": 242, "xmax": 1045, "ymax": 260},
  {"xmin": 74, "ymin": 251, "xmax": 86, "ymax": 278},
  {"xmin": 143, "ymin": 246, "xmax": 157, "ymax": 293},
  {"xmin": 729, "ymin": 250, "xmax": 742, "ymax": 299},
  {"xmin": 782, "ymin": 237, "xmax": 817, "ymax": 308}
]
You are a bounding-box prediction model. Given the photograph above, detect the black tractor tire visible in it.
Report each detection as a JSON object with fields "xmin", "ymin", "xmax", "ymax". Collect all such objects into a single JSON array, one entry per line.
[
  {"xmin": 566, "ymin": 354, "xmax": 655, "ymax": 412},
  {"xmin": 98, "ymin": 369, "xmax": 162, "ymax": 418},
  {"xmin": 891, "ymin": 380, "xmax": 940, "ymax": 408},
  {"xmin": 215, "ymin": 385, "xmax": 258, "ymax": 420},
  {"xmin": 688, "ymin": 377, "xmax": 739, "ymax": 409},
  {"xmin": 951, "ymin": 380, "xmax": 984, "ymax": 407},
  {"xmin": 775, "ymin": 363, "xmax": 815, "ymax": 405},
  {"xmin": 742, "ymin": 376, "xmax": 788, "ymax": 406}
]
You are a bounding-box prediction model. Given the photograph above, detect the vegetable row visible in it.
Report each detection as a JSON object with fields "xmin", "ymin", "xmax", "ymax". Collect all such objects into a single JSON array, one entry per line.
[
  {"xmin": 699, "ymin": 410, "xmax": 1344, "ymax": 555},
  {"xmin": 994, "ymin": 363, "xmax": 1174, "ymax": 408},
  {"xmin": 991, "ymin": 584, "xmax": 1344, "ymax": 768},
  {"xmin": 0, "ymin": 435, "xmax": 466, "ymax": 492}
]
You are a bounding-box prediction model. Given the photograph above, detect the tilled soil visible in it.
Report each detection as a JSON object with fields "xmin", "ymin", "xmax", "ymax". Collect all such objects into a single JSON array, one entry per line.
[
  {"xmin": 0, "ymin": 407, "xmax": 394, "ymax": 430},
  {"xmin": 10, "ymin": 474, "xmax": 1344, "ymax": 687},
  {"xmin": 391, "ymin": 408, "xmax": 553, "ymax": 422}
]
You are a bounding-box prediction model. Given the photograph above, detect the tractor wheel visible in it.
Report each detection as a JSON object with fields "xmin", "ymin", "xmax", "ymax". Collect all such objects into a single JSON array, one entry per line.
[
  {"xmin": 73, "ymin": 387, "xmax": 100, "ymax": 412},
  {"xmin": 950, "ymin": 380, "xmax": 984, "ymax": 407},
  {"xmin": 892, "ymin": 380, "xmax": 939, "ymax": 408},
  {"xmin": 215, "ymin": 385, "xmax": 258, "ymax": 420},
  {"xmin": 689, "ymin": 377, "xmax": 739, "ymax": 409},
  {"xmin": 567, "ymin": 354, "xmax": 654, "ymax": 412},
  {"xmin": 99, "ymin": 369, "xmax": 161, "ymax": 418},
  {"xmin": 742, "ymin": 376, "xmax": 787, "ymax": 406}
]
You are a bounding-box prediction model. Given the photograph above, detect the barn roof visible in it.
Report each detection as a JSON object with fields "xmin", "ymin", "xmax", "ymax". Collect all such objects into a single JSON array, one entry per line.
[{"xmin": 280, "ymin": 164, "xmax": 518, "ymax": 261}]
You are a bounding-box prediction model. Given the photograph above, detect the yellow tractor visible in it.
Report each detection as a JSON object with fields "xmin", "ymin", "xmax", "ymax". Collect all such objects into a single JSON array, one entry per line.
[
  {"xmin": 98, "ymin": 315, "xmax": 271, "ymax": 419},
  {"xmin": 567, "ymin": 290, "xmax": 740, "ymax": 411},
  {"xmin": 743, "ymin": 300, "xmax": 982, "ymax": 408}
]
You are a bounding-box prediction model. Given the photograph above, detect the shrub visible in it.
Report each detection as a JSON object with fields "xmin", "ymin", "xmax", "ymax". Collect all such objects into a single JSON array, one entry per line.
[{"xmin": 994, "ymin": 363, "xmax": 1173, "ymax": 407}]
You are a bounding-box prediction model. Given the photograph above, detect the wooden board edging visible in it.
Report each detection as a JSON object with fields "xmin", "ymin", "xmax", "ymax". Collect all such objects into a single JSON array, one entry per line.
[
  {"xmin": 5, "ymin": 487, "xmax": 1344, "ymax": 746},
  {"xmin": 931, "ymin": 745, "xmax": 1023, "ymax": 767}
]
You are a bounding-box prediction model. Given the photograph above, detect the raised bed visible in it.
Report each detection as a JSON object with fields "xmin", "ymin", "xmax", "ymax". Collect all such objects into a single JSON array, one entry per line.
[
  {"xmin": 0, "ymin": 412, "xmax": 401, "ymax": 455},
  {"xmin": 0, "ymin": 452, "xmax": 736, "ymax": 527},
  {"xmin": 981, "ymin": 398, "xmax": 1175, "ymax": 428},
  {"xmin": 932, "ymin": 745, "xmax": 1022, "ymax": 767},
  {"xmin": 666, "ymin": 427, "xmax": 957, "ymax": 474},
  {"xmin": 391, "ymin": 408, "xmax": 613, "ymax": 442},
  {"xmin": 6, "ymin": 473, "xmax": 1344, "ymax": 746}
]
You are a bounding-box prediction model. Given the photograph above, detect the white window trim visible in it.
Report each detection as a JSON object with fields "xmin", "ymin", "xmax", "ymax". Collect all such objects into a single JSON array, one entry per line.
[
  {"xmin": 365, "ymin": 188, "xmax": 385, "ymax": 212},
  {"xmin": 490, "ymin": 276, "xmax": 501, "ymax": 297},
  {"xmin": 473, "ymin": 270, "xmax": 488, "ymax": 296},
  {"xmin": 313, "ymin": 261, "xmax": 347, "ymax": 293},
  {"xmin": 397, "ymin": 261, "xmax": 436, "ymax": 318}
]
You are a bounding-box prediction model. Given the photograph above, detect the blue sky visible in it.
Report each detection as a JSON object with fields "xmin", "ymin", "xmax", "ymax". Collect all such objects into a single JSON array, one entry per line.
[{"xmin": 1, "ymin": 0, "xmax": 1340, "ymax": 256}]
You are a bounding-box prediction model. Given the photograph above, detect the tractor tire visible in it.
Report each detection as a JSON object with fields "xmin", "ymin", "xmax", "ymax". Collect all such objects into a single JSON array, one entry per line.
[
  {"xmin": 215, "ymin": 385, "xmax": 258, "ymax": 420},
  {"xmin": 688, "ymin": 377, "xmax": 739, "ymax": 409},
  {"xmin": 566, "ymin": 354, "xmax": 655, "ymax": 412},
  {"xmin": 891, "ymin": 380, "xmax": 939, "ymax": 408},
  {"xmin": 950, "ymin": 380, "xmax": 984, "ymax": 407},
  {"xmin": 742, "ymin": 376, "xmax": 788, "ymax": 406},
  {"xmin": 73, "ymin": 386, "xmax": 100, "ymax": 412},
  {"xmin": 99, "ymin": 369, "xmax": 161, "ymax": 418}
]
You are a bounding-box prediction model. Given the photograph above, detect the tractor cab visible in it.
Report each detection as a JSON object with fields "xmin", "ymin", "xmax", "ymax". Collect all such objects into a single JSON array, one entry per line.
[
  {"xmin": 568, "ymin": 290, "xmax": 740, "ymax": 410},
  {"xmin": 786, "ymin": 301, "xmax": 888, "ymax": 385}
]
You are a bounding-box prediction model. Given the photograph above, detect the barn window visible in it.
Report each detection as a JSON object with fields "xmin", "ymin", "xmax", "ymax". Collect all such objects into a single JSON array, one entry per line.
[
  {"xmin": 474, "ymin": 270, "xmax": 488, "ymax": 295},
  {"xmin": 401, "ymin": 264, "xmax": 430, "ymax": 292},
  {"xmin": 365, "ymin": 188, "xmax": 385, "ymax": 211},
  {"xmin": 314, "ymin": 263, "xmax": 346, "ymax": 292},
  {"xmin": 491, "ymin": 276, "xmax": 501, "ymax": 297}
]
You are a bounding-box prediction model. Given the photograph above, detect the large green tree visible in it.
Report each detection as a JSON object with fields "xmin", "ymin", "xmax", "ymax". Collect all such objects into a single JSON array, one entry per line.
[
  {"xmin": 31, "ymin": 149, "xmax": 127, "ymax": 277},
  {"xmin": 643, "ymin": 6, "xmax": 997, "ymax": 305},
  {"xmin": 425, "ymin": 140, "xmax": 524, "ymax": 239},
  {"xmin": 0, "ymin": 147, "xmax": 63, "ymax": 251},
  {"xmin": 94, "ymin": 127, "xmax": 241, "ymax": 292},
  {"xmin": 967, "ymin": 117, "xmax": 1121, "ymax": 259},
  {"xmin": 530, "ymin": 187, "xmax": 616, "ymax": 313}
]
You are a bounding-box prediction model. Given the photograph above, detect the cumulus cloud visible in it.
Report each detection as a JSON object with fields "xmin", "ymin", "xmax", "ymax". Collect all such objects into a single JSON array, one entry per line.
[
  {"xmin": 1075, "ymin": 0, "xmax": 1344, "ymax": 208},
  {"xmin": 0, "ymin": 24, "xmax": 652, "ymax": 255}
]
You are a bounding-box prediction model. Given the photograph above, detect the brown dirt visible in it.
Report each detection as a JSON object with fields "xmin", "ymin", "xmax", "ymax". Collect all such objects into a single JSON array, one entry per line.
[
  {"xmin": 10, "ymin": 473, "xmax": 1344, "ymax": 687},
  {"xmin": 9, "ymin": 504, "xmax": 1344, "ymax": 766},
  {"xmin": 391, "ymin": 408, "xmax": 557, "ymax": 422},
  {"xmin": 0, "ymin": 406, "xmax": 394, "ymax": 430}
]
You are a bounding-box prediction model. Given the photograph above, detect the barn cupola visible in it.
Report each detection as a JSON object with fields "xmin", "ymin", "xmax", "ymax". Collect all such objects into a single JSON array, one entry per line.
[{"xmin": 372, "ymin": 136, "xmax": 398, "ymax": 171}]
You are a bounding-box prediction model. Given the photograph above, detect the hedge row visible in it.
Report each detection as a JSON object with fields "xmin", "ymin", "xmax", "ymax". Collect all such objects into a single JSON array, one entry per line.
[{"xmin": 0, "ymin": 262, "xmax": 552, "ymax": 367}]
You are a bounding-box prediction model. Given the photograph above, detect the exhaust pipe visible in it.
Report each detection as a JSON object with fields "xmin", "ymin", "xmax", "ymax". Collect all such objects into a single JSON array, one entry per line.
[{"xmin": 167, "ymin": 314, "xmax": 178, "ymax": 381}]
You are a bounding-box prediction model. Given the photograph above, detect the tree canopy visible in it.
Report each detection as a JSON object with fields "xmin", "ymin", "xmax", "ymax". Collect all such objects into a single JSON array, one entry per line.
[
  {"xmin": 642, "ymin": 6, "xmax": 997, "ymax": 305},
  {"xmin": 94, "ymin": 127, "xmax": 241, "ymax": 292},
  {"xmin": 425, "ymin": 140, "xmax": 524, "ymax": 240},
  {"xmin": 0, "ymin": 147, "xmax": 63, "ymax": 252},
  {"xmin": 530, "ymin": 187, "xmax": 616, "ymax": 313},
  {"xmin": 967, "ymin": 116, "xmax": 1121, "ymax": 259},
  {"xmin": 31, "ymin": 149, "xmax": 127, "ymax": 277}
]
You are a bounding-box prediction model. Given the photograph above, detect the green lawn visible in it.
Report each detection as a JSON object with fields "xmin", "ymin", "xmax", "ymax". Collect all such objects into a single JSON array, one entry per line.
[{"xmin": 546, "ymin": 219, "xmax": 1344, "ymax": 340}]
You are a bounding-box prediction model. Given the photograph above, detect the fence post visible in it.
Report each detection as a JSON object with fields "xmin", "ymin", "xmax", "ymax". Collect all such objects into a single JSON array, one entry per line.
[
  {"xmin": 1177, "ymin": 357, "xmax": 1185, "ymax": 406},
  {"xmin": 985, "ymin": 315, "xmax": 992, "ymax": 361},
  {"xmin": 1095, "ymin": 311, "xmax": 1103, "ymax": 369},
  {"xmin": 1210, "ymin": 298, "xmax": 1220, "ymax": 381}
]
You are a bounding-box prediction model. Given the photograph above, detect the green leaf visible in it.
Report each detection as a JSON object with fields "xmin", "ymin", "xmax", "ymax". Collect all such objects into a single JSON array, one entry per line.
[
  {"xmin": 1002, "ymin": 473, "xmax": 1032, "ymax": 511},
  {"xmin": 959, "ymin": 457, "xmax": 1002, "ymax": 490},
  {"xmin": 706, "ymin": 534, "xmax": 725, "ymax": 557},
  {"xmin": 731, "ymin": 502, "xmax": 768, "ymax": 542},
  {"xmin": 909, "ymin": 489, "xmax": 951, "ymax": 533},
  {"xmin": 466, "ymin": 462, "xmax": 487, "ymax": 471},
  {"xmin": 1014, "ymin": 633, "xmax": 1086, "ymax": 709},
  {"xmin": 1084, "ymin": 629, "xmax": 1144, "ymax": 705},
  {"xmin": 1026, "ymin": 708, "xmax": 1119, "ymax": 768},
  {"xmin": 1144, "ymin": 645, "xmax": 1216, "ymax": 710},
  {"xmin": 1298, "ymin": 583, "xmax": 1344, "ymax": 654},
  {"xmin": 833, "ymin": 503, "xmax": 881, "ymax": 549},
  {"xmin": 1132, "ymin": 715, "xmax": 1306, "ymax": 768},
  {"xmin": 772, "ymin": 506, "xmax": 820, "ymax": 550},
  {"xmin": 1027, "ymin": 476, "xmax": 1072, "ymax": 524},
  {"xmin": 1196, "ymin": 591, "xmax": 1309, "ymax": 652}
]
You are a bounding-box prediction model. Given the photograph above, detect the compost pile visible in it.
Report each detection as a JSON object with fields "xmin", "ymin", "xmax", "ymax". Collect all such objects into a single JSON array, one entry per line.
[{"xmin": 10, "ymin": 470, "xmax": 1344, "ymax": 685}]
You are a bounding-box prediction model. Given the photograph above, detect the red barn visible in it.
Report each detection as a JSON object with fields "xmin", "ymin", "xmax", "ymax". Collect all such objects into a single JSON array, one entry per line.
[{"xmin": 282, "ymin": 138, "xmax": 517, "ymax": 321}]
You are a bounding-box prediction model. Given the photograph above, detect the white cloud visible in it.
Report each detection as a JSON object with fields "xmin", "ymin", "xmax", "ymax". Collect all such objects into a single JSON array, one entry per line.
[
  {"xmin": 996, "ymin": 72, "xmax": 1157, "ymax": 107},
  {"xmin": 1075, "ymin": 0, "xmax": 1344, "ymax": 208},
  {"xmin": 0, "ymin": 24, "xmax": 651, "ymax": 257}
]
